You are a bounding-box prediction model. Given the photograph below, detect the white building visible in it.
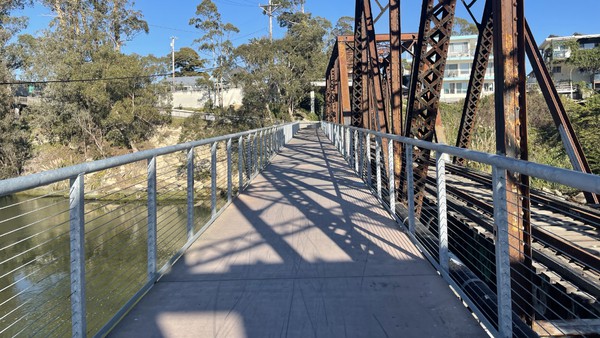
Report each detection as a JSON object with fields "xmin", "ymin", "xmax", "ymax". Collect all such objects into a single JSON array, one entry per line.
[
  {"xmin": 171, "ymin": 76, "xmax": 244, "ymax": 109},
  {"xmin": 538, "ymin": 33, "xmax": 600, "ymax": 96},
  {"xmin": 441, "ymin": 35, "xmax": 495, "ymax": 102}
]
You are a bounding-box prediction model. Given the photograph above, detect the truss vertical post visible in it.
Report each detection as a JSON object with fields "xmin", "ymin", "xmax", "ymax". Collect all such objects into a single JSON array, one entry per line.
[
  {"xmin": 363, "ymin": 0, "xmax": 388, "ymax": 134},
  {"xmin": 400, "ymin": 0, "xmax": 457, "ymax": 214},
  {"xmin": 338, "ymin": 41, "xmax": 352, "ymax": 125},
  {"xmin": 492, "ymin": 0, "xmax": 532, "ymax": 324},
  {"xmin": 389, "ymin": 0, "xmax": 403, "ymax": 195}
]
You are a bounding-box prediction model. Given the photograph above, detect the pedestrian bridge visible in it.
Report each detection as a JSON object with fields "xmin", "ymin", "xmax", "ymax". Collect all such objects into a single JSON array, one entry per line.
[{"xmin": 0, "ymin": 122, "xmax": 599, "ymax": 337}]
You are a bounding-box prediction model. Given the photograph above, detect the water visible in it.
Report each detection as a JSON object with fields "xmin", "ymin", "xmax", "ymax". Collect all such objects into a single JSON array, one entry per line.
[{"xmin": 0, "ymin": 194, "xmax": 209, "ymax": 337}]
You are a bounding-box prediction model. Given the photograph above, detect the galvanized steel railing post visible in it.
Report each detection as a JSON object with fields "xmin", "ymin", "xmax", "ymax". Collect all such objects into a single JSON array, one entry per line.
[
  {"xmin": 147, "ymin": 157, "xmax": 157, "ymax": 280},
  {"xmin": 376, "ymin": 136, "xmax": 382, "ymax": 199},
  {"xmin": 211, "ymin": 142, "xmax": 217, "ymax": 217},
  {"xmin": 492, "ymin": 165, "xmax": 513, "ymax": 338},
  {"xmin": 436, "ymin": 151, "xmax": 449, "ymax": 274},
  {"xmin": 253, "ymin": 133, "xmax": 258, "ymax": 175},
  {"xmin": 268, "ymin": 128, "xmax": 273, "ymax": 158},
  {"xmin": 69, "ymin": 174, "xmax": 86, "ymax": 338},
  {"xmin": 238, "ymin": 136, "xmax": 244, "ymax": 192},
  {"xmin": 388, "ymin": 139, "xmax": 395, "ymax": 213},
  {"xmin": 227, "ymin": 138, "xmax": 232, "ymax": 203},
  {"xmin": 359, "ymin": 131, "xmax": 364, "ymax": 179},
  {"xmin": 405, "ymin": 144, "xmax": 415, "ymax": 234},
  {"xmin": 345, "ymin": 127, "xmax": 350, "ymax": 159},
  {"xmin": 187, "ymin": 148, "xmax": 194, "ymax": 239},
  {"xmin": 366, "ymin": 133, "xmax": 372, "ymax": 187},
  {"xmin": 353, "ymin": 130, "xmax": 358, "ymax": 173},
  {"xmin": 259, "ymin": 131, "xmax": 264, "ymax": 169}
]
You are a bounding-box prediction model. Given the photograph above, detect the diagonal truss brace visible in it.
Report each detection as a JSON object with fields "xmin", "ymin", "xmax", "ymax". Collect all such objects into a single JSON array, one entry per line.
[{"xmin": 401, "ymin": 0, "xmax": 457, "ymax": 216}]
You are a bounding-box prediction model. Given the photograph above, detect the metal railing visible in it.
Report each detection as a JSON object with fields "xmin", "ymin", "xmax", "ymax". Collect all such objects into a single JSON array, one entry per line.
[
  {"xmin": 0, "ymin": 122, "xmax": 299, "ymax": 337},
  {"xmin": 321, "ymin": 121, "xmax": 600, "ymax": 338}
]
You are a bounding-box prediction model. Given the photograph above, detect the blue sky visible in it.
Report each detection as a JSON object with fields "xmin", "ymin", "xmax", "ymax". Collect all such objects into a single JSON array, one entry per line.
[{"xmin": 15, "ymin": 0, "xmax": 600, "ymax": 61}]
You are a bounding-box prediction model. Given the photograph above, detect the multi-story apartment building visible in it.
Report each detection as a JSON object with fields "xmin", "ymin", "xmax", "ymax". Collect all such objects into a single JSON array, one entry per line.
[
  {"xmin": 539, "ymin": 33, "xmax": 600, "ymax": 96},
  {"xmin": 441, "ymin": 35, "xmax": 495, "ymax": 102}
]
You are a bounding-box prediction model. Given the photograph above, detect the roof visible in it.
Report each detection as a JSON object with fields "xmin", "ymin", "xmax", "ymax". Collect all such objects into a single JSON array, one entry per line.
[
  {"xmin": 539, "ymin": 33, "xmax": 600, "ymax": 49},
  {"xmin": 171, "ymin": 76, "xmax": 204, "ymax": 86}
]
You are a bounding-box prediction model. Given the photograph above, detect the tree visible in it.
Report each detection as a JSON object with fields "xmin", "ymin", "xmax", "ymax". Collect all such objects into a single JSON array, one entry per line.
[
  {"xmin": 19, "ymin": 0, "xmax": 168, "ymax": 157},
  {"xmin": 0, "ymin": 0, "xmax": 32, "ymax": 178},
  {"xmin": 39, "ymin": 0, "xmax": 148, "ymax": 51},
  {"xmin": 566, "ymin": 40, "xmax": 600, "ymax": 84},
  {"xmin": 235, "ymin": 12, "xmax": 330, "ymax": 120},
  {"xmin": 453, "ymin": 17, "xmax": 478, "ymax": 36},
  {"xmin": 332, "ymin": 16, "xmax": 353, "ymax": 37},
  {"xmin": 174, "ymin": 47, "xmax": 206, "ymax": 76},
  {"xmin": 189, "ymin": 0, "xmax": 239, "ymax": 108}
]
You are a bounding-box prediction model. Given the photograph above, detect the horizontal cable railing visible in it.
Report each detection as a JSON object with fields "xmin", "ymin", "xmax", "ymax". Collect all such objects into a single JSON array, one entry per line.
[
  {"xmin": 0, "ymin": 122, "xmax": 300, "ymax": 337},
  {"xmin": 322, "ymin": 121, "xmax": 600, "ymax": 338}
]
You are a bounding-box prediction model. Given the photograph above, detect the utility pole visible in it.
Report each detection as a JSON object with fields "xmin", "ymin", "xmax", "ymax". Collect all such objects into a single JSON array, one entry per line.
[
  {"xmin": 170, "ymin": 36, "xmax": 177, "ymax": 83},
  {"xmin": 301, "ymin": 0, "xmax": 305, "ymax": 13},
  {"xmin": 259, "ymin": 0, "xmax": 280, "ymax": 41}
]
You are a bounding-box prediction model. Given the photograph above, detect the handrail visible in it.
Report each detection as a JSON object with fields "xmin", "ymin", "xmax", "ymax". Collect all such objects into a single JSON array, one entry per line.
[
  {"xmin": 0, "ymin": 122, "xmax": 300, "ymax": 337},
  {"xmin": 321, "ymin": 121, "xmax": 600, "ymax": 338},
  {"xmin": 329, "ymin": 123, "xmax": 600, "ymax": 194},
  {"xmin": 0, "ymin": 123, "xmax": 297, "ymax": 197}
]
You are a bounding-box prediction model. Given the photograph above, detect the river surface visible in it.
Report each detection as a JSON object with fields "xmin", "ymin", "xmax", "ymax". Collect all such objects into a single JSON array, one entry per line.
[{"xmin": 0, "ymin": 194, "xmax": 208, "ymax": 336}]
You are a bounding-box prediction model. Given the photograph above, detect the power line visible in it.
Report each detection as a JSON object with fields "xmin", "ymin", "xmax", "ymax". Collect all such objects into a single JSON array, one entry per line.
[
  {"xmin": 1, "ymin": 65, "xmax": 223, "ymax": 86},
  {"xmin": 148, "ymin": 24, "xmax": 197, "ymax": 34}
]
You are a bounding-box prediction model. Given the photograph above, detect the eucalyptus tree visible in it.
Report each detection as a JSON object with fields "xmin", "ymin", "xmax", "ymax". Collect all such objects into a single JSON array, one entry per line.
[
  {"xmin": 0, "ymin": 0, "xmax": 32, "ymax": 178},
  {"xmin": 235, "ymin": 12, "xmax": 330, "ymax": 120},
  {"xmin": 189, "ymin": 0, "xmax": 239, "ymax": 108},
  {"xmin": 19, "ymin": 0, "xmax": 168, "ymax": 157}
]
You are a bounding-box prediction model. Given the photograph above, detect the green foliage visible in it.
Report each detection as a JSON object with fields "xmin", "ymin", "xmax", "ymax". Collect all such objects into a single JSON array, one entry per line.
[
  {"xmin": 332, "ymin": 16, "xmax": 353, "ymax": 37},
  {"xmin": 174, "ymin": 47, "xmax": 205, "ymax": 76},
  {"xmin": 453, "ymin": 17, "xmax": 479, "ymax": 36},
  {"xmin": 178, "ymin": 106, "xmax": 259, "ymax": 143},
  {"xmin": 0, "ymin": 0, "xmax": 32, "ymax": 178},
  {"xmin": 566, "ymin": 40, "xmax": 600, "ymax": 82},
  {"xmin": 234, "ymin": 13, "xmax": 330, "ymax": 121},
  {"xmin": 189, "ymin": 0, "xmax": 239, "ymax": 108},
  {"xmin": 16, "ymin": 0, "xmax": 169, "ymax": 158}
]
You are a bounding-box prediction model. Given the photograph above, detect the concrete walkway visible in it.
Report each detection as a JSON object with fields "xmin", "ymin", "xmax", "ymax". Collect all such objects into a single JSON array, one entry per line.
[{"xmin": 109, "ymin": 126, "xmax": 486, "ymax": 338}]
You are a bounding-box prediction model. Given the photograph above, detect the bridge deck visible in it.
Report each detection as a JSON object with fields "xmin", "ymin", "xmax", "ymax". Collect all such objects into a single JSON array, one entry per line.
[{"xmin": 109, "ymin": 126, "xmax": 486, "ymax": 337}]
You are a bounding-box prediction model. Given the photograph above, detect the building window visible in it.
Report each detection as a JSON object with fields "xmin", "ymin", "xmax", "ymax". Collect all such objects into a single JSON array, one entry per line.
[
  {"xmin": 459, "ymin": 63, "xmax": 471, "ymax": 76},
  {"xmin": 486, "ymin": 62, "xmax": 494, "ymax": 76},
  {"xmin": 443, "ymin": 83, "xmax": 451, "ymax": 94},
  {"xmin": 484, "ymin": 82, "xmax": 494, "ymax": 92},
  {"xmin": 552, "ymin": 66, "xmax": 562, "ymax": 73},
  {"xmin": 445, "ymin": 64, "xmax": 458, "ymax": 77},
  {"xmin": 581, "ymin": 42, "xmax": 596, "ymax": 50},
  {"xmin": 443, "ymin": 82, "xmax": 467, "ymax": 94},
  {"xmin": 449, "ymin": 42, "xmax": 469, "ymax": 56}
]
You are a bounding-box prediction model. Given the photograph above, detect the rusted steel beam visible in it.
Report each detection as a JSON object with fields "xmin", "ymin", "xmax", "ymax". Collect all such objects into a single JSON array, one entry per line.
[
  {"xmin": 363, "ymin": 0, "xmax": 388, "ymax": 134},
  {"xmin": 400, "ymin": 0, "xmax": 456, "ymax": 214},
  {"xmin": 351, "ymin": 1, "xmax": 369, "ymax": 128},
  {"xmin": 524, "ymin": 21, "xmax": 600, "ymax": 205},
  {"xmin": 337, "ymin": 33, "xmax": 418, "ymax": 43},
  {"xmin": 389, "ymin": 0, "xmax": 403, "ymax": 193},
  {"xmin": 333, "ymin": 57, "xmax": 342, "ymax": 124},
  {"xmin": 338, "ymin": 42, "xmax": 352, "ymax": 125},
  {"xmin": 492, "ymin": 0, "xmax": 533, "ymax": 324},
  {"xmin": 454, "ymin": 0, "xmax": 493, "ymax": 165},
  {"xmin": 325, "ymin": 42, "xmax": 339, "ymax": 122}
]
